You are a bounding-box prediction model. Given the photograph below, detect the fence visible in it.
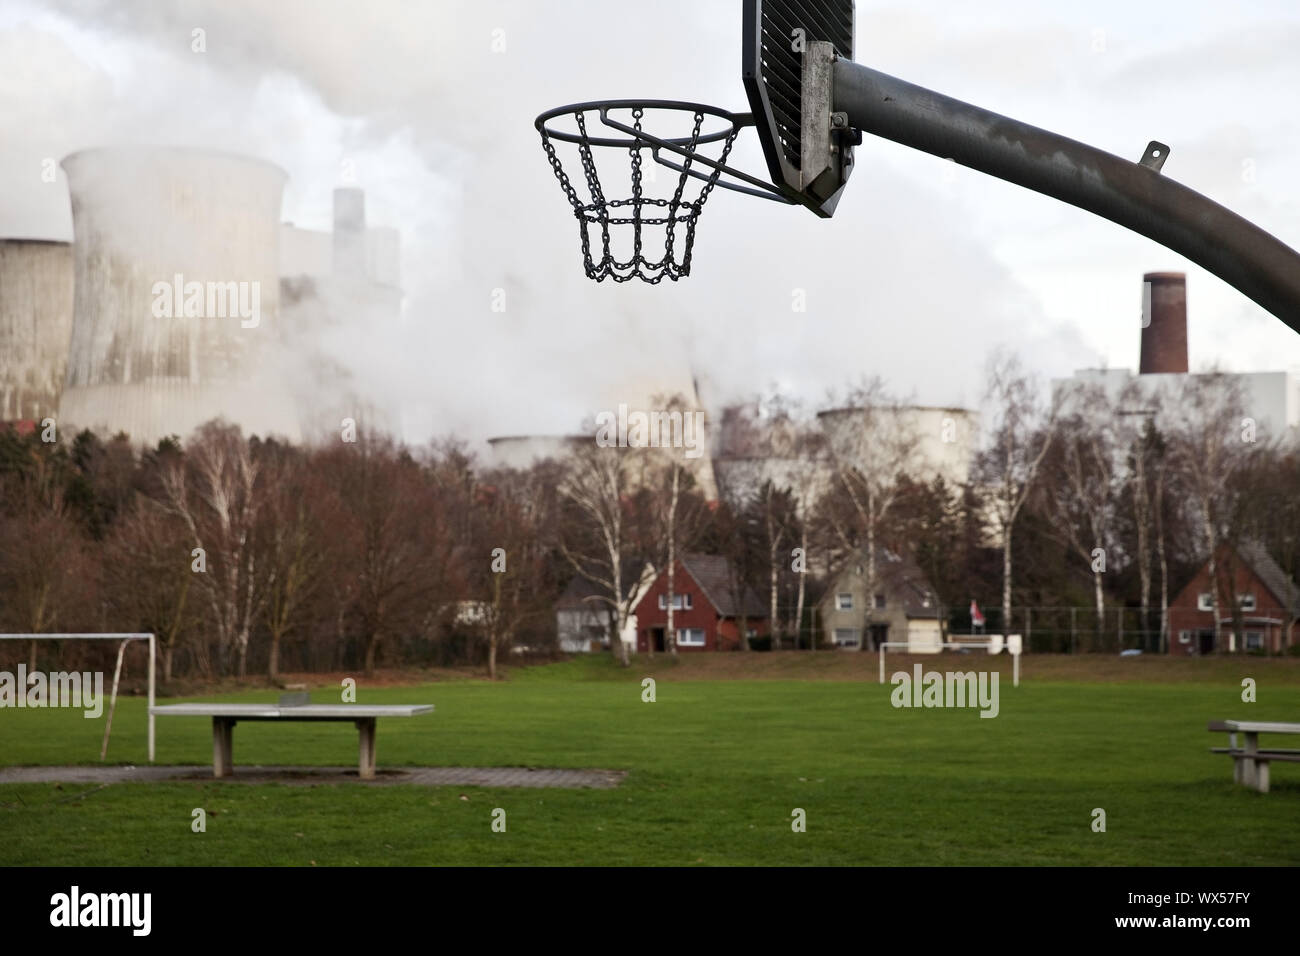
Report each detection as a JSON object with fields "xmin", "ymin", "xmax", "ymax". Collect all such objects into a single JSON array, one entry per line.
[{"xmin": 769, "ymin": 605, "xmax": 1169, "ymax": 654}]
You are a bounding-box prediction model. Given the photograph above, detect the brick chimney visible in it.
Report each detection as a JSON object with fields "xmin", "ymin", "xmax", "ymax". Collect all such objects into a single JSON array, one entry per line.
[{"xmin": 1140, "ymin": 272, "xmax": 1188, "ymax": 374}]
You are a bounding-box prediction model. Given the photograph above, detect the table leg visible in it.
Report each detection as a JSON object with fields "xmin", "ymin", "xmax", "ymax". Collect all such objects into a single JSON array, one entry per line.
[
  {"xmin": 357, "ymin": 718, "xmax": 376, "ymax": 780},
  {"xmin": 212, "ymin": 717, "xmax": 234, "ymax": 778},
  {"xmin": 1242, "ymin": 731, "xmax": 1258, "ymax": 789}
]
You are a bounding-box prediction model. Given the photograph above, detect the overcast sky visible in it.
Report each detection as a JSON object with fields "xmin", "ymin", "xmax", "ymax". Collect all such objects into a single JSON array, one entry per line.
[{"xmin": 3, "ymin": 0, "xmax": 1299, "ymax": 449}]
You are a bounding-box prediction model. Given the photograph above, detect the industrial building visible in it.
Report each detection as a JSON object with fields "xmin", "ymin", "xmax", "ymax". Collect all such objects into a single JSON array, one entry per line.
[
  {"xmin": 816, "ymin": 404, "xmax": 980, "ymax": 488},
  {"xmin": 57, "ymin": 147, "xmax": 301, "ymax": 446},
  {"xmin": 0, "ymin": 146, "xmax": 402, "ymax": 449},
  {"xmin": 486, "ymin": 375, "xmax": 721, "ymax": 499},
  {"xmin": 280, "ymin": 186, "xmax": 403, "ymax": 443},
  {"xmin": 0, "ymin": 238, "xmax": 74, "ymax": 424},
  {"xmin": 1054, "ymin": 273, "xmax": 1300, "ymax": 442},
  {"xmin": 487, "ymin": 435, "xmax": 588, "ymax": 469}
]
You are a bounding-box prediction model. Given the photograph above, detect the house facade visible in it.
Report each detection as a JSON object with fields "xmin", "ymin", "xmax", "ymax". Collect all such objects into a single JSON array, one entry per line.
[
  {"xmin": 632, "ymin": 554, "xmax": 767, "ymax": 652},
  {"xmin": 1169, "ymin": 541, "xmax": 1299, "ymax": 655},
  {"xmin": 555, "ymin": 577, "xmax": 614, "ymax": 653},
  {"xmin": 555, "ymin": 560, "xmax": 654, "ymax": 653},
  {"xmin": 818, "ymin": 546, "xmax": 942, "ymax": 652}
]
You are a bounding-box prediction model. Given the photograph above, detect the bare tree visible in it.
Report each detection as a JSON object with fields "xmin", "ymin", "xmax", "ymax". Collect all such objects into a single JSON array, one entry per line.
[
  {"xmin": 320, "ymin": 435, "xmax": 445, "ymax": 676},
  {"xmin": 159, "ymin": 422, "xmax": 267, "ymax": 678},
  {"xmin": 1116, "ymin": 383, "xmax": 1168, "ymax": 651},
  {"xmin": 103, "ymin": 500, "xmax": 196, "ymax": 681},
  {"xmin": 819, "ymin": 379, "xmax": 921, "ymax": 650},
  {"xmin": 976, "ymin": 352, "xmax": 1059, "ymax": 639},
  {"xmin": 0, "ymin": 493, "xmax": 88, "ymax": 669},
  {"xmin": 257, "ymin": 444, "xmax": 326, "ymax": 683},
  {"xmin": 714, "ymin": 460, "xmax": 793, "ymax": 650},
  {"xmin": 643, "ymin": 394, "xmax": 711, "ymax": 657},
  {"xmin": 473, "ymin": 463, "xmax": 561, "ymax": 678},
  {"xmin": 1167, "ymin": 373, "xmax": 1252, "ymax": 653},
  {"xmin": 558, "ymin": 442, "xmax": 655, "ymax": 667},
  {"xmin": 1039, "ymin": 382, "xmax": 1118, "ymax": 647},
  {"xmin": 786, "ymin": 428, "xmax": 830, "ymax": 649},
  {"xmin": 711, "ymin": 469, "xmax": 759, "ymax": 651}
]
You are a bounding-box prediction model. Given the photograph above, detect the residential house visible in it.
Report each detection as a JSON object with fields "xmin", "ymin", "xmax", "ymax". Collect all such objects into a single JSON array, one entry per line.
[
  {"xmin": 632, "ymin": 553, "xmax": 767, "ymax": 652},
  {"xmin": 1169, "ymin": 540, "xmax": 1299, "ymax": 655},
  {"xmin": 555, "ymin": 559, "xmax": 654, "ymax": 653},
  {"xmin": 818, "ymin": 546, "xmax": 942, "ymax": 651}
]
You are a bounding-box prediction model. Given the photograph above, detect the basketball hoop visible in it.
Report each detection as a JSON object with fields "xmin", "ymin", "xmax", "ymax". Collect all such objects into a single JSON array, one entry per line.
[{"xmin": 535, "ymin": 99, "xmax": 792, "ymax": 283}]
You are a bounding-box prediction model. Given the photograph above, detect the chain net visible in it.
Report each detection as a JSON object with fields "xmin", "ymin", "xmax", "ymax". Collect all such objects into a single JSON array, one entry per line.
[{"xmin": 540, "ymin": 106, "xmax": 741, "ymax": 283}]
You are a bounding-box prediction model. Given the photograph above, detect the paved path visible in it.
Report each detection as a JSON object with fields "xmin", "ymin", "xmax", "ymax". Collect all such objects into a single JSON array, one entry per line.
[{"xmin": 0, "ymin": 765, "xmax": 627, "ymax": 789}]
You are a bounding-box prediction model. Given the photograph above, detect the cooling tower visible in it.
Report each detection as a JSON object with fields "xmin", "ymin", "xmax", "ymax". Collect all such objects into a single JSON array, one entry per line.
[
  {"xmin": 589, "ymin": 373, "xmax": 719, "ymax": 500},
  {"xmin": 58, "ymin": 147, "xmax": 300, "ymax": 446},
  {"xmin": 0, "ymin": 239, "xmax": 74, "ymax": 422},
  {"xmin": 817, "ymin": 405, "xmax": 979, "ymax": 487},
  {"xmin": 487, "ymin": 435, "xmax": 587, "ymax": 469}
]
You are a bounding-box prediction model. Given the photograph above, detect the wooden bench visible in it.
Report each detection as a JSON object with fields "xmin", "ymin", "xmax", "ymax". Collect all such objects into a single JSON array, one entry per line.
[
  {"xmin": 1208, "ymin": 720, "xmax": 1300, "ymax": 793},
  {"xmin": 151, "ymin": 701, "xmax": 434, "ymax": 780}
]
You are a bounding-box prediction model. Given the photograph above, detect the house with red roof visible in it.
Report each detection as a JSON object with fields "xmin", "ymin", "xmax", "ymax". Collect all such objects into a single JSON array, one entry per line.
[
  {"xmin": 1169, "ymin": 540, "xmax": 1299, "ymax": 655},
  {"xmin": 632, "ymin": 553, "xmax": 767, "ymax": 652}
]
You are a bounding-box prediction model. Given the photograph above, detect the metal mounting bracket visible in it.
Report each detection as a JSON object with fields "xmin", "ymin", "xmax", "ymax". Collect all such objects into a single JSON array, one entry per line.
[
  {"xmin": 1139, "ymin": 140, "xmax": 1170, "ymax": 172},
  {"xmin": 801, "ymin": 41, "xmax": 852, "ymax": 202}
]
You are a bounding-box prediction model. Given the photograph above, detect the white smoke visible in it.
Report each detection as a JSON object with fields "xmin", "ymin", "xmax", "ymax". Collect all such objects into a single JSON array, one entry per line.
[{"xmin": 3, "ymin": 0, "xmax": 1293, "ymax": 452}]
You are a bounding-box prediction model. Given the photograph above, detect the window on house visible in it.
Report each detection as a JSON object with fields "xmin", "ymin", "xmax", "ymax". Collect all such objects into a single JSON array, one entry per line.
[
  {"xmin": 1178, "ymin": 631, "xmax": 1192, "ymax": 644},
  {"xmin": 676, "ymin": 628, "xmax": 706, "ymax": 647},
  {"xmin": 836, "ymin": 593, "xmax": 853, "ymax": 610},
  {"xmin": 1239, "ymin": 594, "xmax": 1257, "ymax": 612},
  {"xmin": 874, "ymin": 594, "xmax": 886, "ymax": 610},
  {"xmin": 833, "ymin": 628, "xmax": 861, "ymax": 649},
  {"xmin": 1245, "ymin": 631, "xmax": 1264, "ymax": 650},
  {"xmin": 1197, "ymin": 592, "xmax": 1213, "ymax": 612},
  {"xmin": 658, "ymin": 594, "xmax": 691, "ymax": 610}
]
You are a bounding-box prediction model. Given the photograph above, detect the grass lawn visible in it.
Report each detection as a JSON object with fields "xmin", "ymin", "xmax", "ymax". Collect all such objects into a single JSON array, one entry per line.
[{"xmin": 1, "ymin": 654, "xmax": 1298, "ymax": 865}]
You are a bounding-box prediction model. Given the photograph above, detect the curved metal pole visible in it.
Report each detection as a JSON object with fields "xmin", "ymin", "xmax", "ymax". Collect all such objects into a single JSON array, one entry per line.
[{"xmin": 833, "ymin": 59, "xmax": 1300, "ymax": 333}]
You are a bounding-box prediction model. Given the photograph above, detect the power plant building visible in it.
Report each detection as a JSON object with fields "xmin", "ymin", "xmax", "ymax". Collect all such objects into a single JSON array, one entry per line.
[
  {"xmin": 0, "ymin": 239, "xmax": 74, "ymax": 423},
  {"xmin": 58, "ymin": 147, "xmax": 301, "ymax": 446},
  {"xmin": 1054, "ymin": 272, "xmax": 1300, "ymax": 442},
  {"xmin": 0, "ymin": 147, "xmax": 404, "ymax": 449},
  {"xmin": 280, "ymin": 187, "xmax": 403, "ymax": 443}
]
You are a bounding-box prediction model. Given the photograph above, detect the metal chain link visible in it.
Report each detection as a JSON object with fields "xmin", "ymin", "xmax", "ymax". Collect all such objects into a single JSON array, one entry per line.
[{"xmin": 539, "ymin": 105, "xmax": 742, "ymax": 283}]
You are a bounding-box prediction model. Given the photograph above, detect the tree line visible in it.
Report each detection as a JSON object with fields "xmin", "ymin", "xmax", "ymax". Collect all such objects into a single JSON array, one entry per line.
[{"xmin": 1, "ymin": 354, "xmax": 1297, "ymax": 682}]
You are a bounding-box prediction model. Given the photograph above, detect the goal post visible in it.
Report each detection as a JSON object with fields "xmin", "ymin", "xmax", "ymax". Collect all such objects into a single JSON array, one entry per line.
[{"xmin": 0, "ymin": 633, "xmax": 156, "ymax": 762}]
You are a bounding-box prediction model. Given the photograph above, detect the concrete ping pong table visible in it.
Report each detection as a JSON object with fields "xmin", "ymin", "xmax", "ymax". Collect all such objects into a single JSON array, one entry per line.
[{"xmin": 150, "ymin": 702, "xmax": 434, "ymax": 779}]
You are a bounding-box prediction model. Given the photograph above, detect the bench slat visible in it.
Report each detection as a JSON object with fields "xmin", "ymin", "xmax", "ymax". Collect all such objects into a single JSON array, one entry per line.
[{"xmin": 1210, "ymin": 748, "xmax": 1300, "ymax": 761}]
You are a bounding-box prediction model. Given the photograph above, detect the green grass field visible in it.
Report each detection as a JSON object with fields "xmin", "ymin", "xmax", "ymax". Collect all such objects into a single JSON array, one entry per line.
[{"xmin": 1, "ymin": 655, "xmax": 1298, "ymax": 865}]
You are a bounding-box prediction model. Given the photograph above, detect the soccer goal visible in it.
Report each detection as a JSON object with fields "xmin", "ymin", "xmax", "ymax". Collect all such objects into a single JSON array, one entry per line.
[
  {"xmin": 0, "ymin": 633, "xmax": 156, "ymax": 762},
  {"xmin": 879, "ymin": 636, "xmax": 1021, "ymax": 688}
]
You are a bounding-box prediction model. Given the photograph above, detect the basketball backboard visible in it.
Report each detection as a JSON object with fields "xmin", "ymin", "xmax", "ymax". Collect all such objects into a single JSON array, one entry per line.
[{"xmin": 741, "ymin": 0, "xmax": 855, "ymax": 217}]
